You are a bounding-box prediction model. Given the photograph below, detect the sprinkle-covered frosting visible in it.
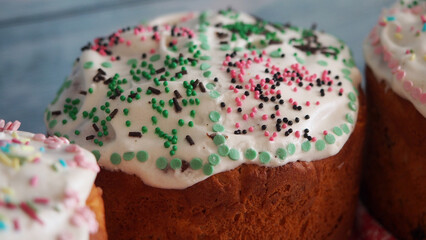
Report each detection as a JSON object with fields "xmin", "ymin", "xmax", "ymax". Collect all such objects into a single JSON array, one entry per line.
[
  {"xmin": 45, "ymin": 10, "xmax": 361, "ymax": 189},
  {"xmin": 0, "ymin": 120, "xmax": 99, "ymax": 240},
  {"xmin": 364, "ymin": 0, "xmax": 426, "ymax": 117}
]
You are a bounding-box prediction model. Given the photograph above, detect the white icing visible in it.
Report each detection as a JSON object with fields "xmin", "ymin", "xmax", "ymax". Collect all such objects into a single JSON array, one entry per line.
[
  {"xmin": 0, "ymin": 129, "xmax": 99, "ymax": 240},
  {"xmin": 364, "ymin": 0, "xmax": 426, "ymax": 117},
  {"xmin": 46, "ymin": 11, "xmax": 360, "ymax": 189}
]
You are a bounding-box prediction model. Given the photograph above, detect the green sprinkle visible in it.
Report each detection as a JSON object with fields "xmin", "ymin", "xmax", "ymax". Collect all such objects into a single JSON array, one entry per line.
[
  {"xmin": 346, "ymin": 113, "xmax": 354, "ymax": 124},
  {"xmin": 125, "ymin": 120, "xmax": 131, "ymax": 127},
  {"xmin": 209, "ymin": 90, "xmax": 220, "ymax": 98},
  {"xmin": 212, "ymin": 124, "xmax": 224, "ymax": 132},
  {"xmin": 110, "ymin": 153, "xmax": 121, "ymax": 165},
  {"xmin": 218, "ymin": 145, "xmax": 230, "ymax": 156},
  {"xmin": 203, "ymin": 163, "xmax": 214, "ymax": 175},
  {"xmin": 325, "ymin": 134, "xmax": 336, "ymax": 144},
  {"xmin": 49, "ymin": 120, "xmax": 57, "ymax": 129},
  {"xmin": 200, "ymin": 56, "xmax": 211, "ymax": 60},
  {"xmin": 178, "ymin": 119, "xmax": 184, "ymax": 126},
  {"xmin": 333, "ymin": 126, "xmax": 343, "ymax": 136},
  {"xmin": 190, "ymin": 110, "xmax": 196, "ymax": 118},
  {"xmin": 136, "ymin": 151, "xmax": 148, "ymax": 162},
  {"xmin": 259, "ymin": 152, "xmax": 271, "ymax": 164},
  {"xmin": 287, "ymin": 143, "xmax": 296, "ymax": 155},
  {"xmin": 101, "ymin": 62, "xmax": 112, "ymax": 68},
  {"xmin": 150, "ymin": 54, "xmax": 161, "ymax": 62},
  {"xmin": 156, "ymin": 157, "xmax": 168, "ymax": 169},
  {"xmin": 228, "ymin": 149, "xmax": 240, "ymax": 160},
  {"xmin": 302, "ymin": 141, "xmax": 311, "ymax": 152},
  {"xmin": 208, "ymin": 154, "xmax": 220, "ymax": 166},
  {"xmin": 270, "ymin": 50, "xmax": 281, "ymax": 58},
  {"xmin": 220, "ymin": 44, "xmax": 230, "ymax": 51},
  {"xmin": 317, "ymin": 60, "xmax": 328, "ymax": 66},
  {"xmin": 341, "ymin": 124, "xmax": 350, "ymax": 134},
  {"xmin": 188, "ymin": 121, "xmax": 194, "ymax": 127},
  {"xmin": 276, "ymin": 148, "xmax": 287, "ymax": 160},
  {"xmin": 88, "ymin": 88, "xmax": 93, "ymax": 94},
  {"xmin": 74, "ymin": 130, "xmax": 80, "ymax": 135},
  {"xmin": 200, "ymin": 63, "xmax": 211, "ymax": 70},
  {"xmin": 348, "ymin": 102, "xmax": 357, "ymax": 111},
  {"xmin": 213, "ymin": 134, "xmax": 226, "ymax": 145},
  {"xmin": 315, "ymin": 140, "xmax": 326, "ymax": 151},
  {"xmin": 206, "ymin": 83, "xmax": 215, "ymax": 89},
  {"xmin": 141, "ymin": 126, "xmax": 148, "ymax": 134},
  {"xmin": 123, "ymin": 152, "xmax": 135, "ymax": 161},
  {"xmin": 190, "ymin": 158, "xmax": 203, "ymax": 170},
  {"xmin": 162, "ymin": 110, "xmax": 169, "ymax": 118},
  {"xmin": 348, "ymin": 92, "xmax": 356, "ymax": 102},
  {"xmin": 203, "ymin": 71, "xmax": 212, "ymax": 77},
  {"xmin": 209, "ymin": 111, "xmax": 221, "ymax": 122},
  {"xmin": 170, "ymin": 158, "xmax": 182, "ymax": 169},
  {"xmin": 92, "ymin": 150, "xmax": 101, "ymax": 161},
  {"xmin": 83, "ymin": 61, "xmax": 94, "ymax": 69},
  {"xmin": 245, "ymin": 148, "xmax": 257, "ymax": 160},
  {"xmin": 152, "ymin": 116, "xmax": 158, "ymax": 125},
  {"xmin": 200, "ymin": 43, "xmax": 210, "ymax": 50}
]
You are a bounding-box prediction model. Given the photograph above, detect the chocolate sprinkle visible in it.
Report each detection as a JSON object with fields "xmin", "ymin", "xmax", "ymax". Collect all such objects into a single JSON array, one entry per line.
[
  {"xmin": 86, "ymin": 135, "xmax": 95, "ymax": 140},
  {"xmin": 173, "ymin": 98, "xmax": 182, "ymax": 113},
  {"xmin": 92, "ymin": 124, "xmax": 99, "ymax": 132},
  {"xmin": 174, "ymin": 90, "xmax": 182, "ymax": 99},
  {"xmin": 109, "ymin": 108, "xmax": 118, "ymax": 119},
  {"xmin": 51, "ymin": 111, "xmax": 61, "ymax": 116},
  {"xmin": 185, "ymin": 135, "xmax": 195, "ymax": 145},
  {"xmin": 128, "ymin": 132, "xmax": 142, "ymax": 138},
  {"xmin": 148, "ymin": 87, "xmax": 161, "ymax": 95}
]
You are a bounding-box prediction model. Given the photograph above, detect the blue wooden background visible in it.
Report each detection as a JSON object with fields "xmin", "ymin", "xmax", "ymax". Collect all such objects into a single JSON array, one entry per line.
[{"xmin": 0, "ymin": 0, "xmax": 393, "ymax": 133}]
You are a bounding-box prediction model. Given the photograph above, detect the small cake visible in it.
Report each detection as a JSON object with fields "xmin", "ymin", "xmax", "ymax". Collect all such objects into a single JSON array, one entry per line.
[
  {"xmin": 363, "ymin": 1, "xmax": 426, "ymax": 239},
  {"xmin": 0, "ymin": 120, "xmax": 107, "ymax": 240},
  {"xmin": 45, "ymin": 10, "xmax": 365, "ymax": 239}
]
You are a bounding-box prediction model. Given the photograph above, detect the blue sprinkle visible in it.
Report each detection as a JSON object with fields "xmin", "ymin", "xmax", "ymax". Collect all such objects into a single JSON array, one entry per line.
[
  {"xmin": 59, "ymin": 159, "xmax": 67, "ymax": 167},
  {"xmin": 0, "ymin": 144, "xmax": 10, "ymax": 153},
  {"xmin": 39, "ymin": 147, "xmax": 45, "ymax": 152},
  {"xmin": 423, "ymin": 23, "xmax": 426, "ymax": 32},
  {"xmin": 387, "ymin": 16, "xmax": 396, "ymax": 21},
  {"xmin": 0, "ymin": 221, "xmax": 6, "ymax": 231}
]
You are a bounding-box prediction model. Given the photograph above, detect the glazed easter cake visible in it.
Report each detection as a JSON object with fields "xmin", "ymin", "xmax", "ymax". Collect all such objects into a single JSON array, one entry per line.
[
  {"xmin": 0, "ymin": 120, "xmax": 107, "ymax": 240},
  {"xmin": 363, "ymin": 1, "xmax": 426, "ymax": 239},
  {"xmin": 45, "ymin": 9, "xmax": 365, "ymax": 239}
]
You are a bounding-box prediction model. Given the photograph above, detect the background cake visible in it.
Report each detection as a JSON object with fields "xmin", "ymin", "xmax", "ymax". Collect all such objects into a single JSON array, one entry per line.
[
  {"xmin": 0, "ymin": 119, "xmax": 107, "ymax": 240},
  {"xmin": 362, "ymin": 1, "xmax": 426, "ymax": 239},
  {"xmin": 45, "ymin": 10, "xmax": 365, "ymax": 239}
]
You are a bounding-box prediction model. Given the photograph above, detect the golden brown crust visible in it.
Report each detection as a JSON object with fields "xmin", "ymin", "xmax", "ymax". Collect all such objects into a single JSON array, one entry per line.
[
  {"xmin": 96, "ymin": 94, "xmax": 366, "ymax": 240},
  {"xmin": 87, "ymin": 186, "xmax": 108, "ymax": 240},
  {"xmin": 362, "ymin": 66, "xmax": 426, "ymax": 240}
]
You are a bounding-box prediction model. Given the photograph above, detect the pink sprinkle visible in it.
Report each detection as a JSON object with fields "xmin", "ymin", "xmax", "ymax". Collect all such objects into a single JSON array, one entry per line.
[
  {"xmin": 272, "ymin": 132, "xmax": 278, "ymax": 137},
  {"xmin": 29, "ymin": 176, "xmax": 39, "ymax": 187},
  {"xmin": 293, "ymin": 87, "xmax": 297, "ymax": 92},
  {"xmin": 140, "ymin": 36, "xmax": 146, "ymax": 41},
  {"xmin": 235, "ymin": 123, "xmax": 240, "ymax": 128},
  {"xmin": 327, "ymin": 87, "xmax": 333, "ymax": 92},
  {"xmin": 33, "ymin": 198, "xmax": 49, "ymax": 205},
  {"xmin": 227, "ymin": 107, "xmax": 232, "ymax": 113},
  {"xmin": 149, "ymin": 48, "xmax": 156, "ymax": 54},
  {"xmin": 249, "ymin": 112, "xmax": 255, "ymax": 118},
  {"xmin": 306, "ymin": 101, "xmax": 311, "ymax": 106},
  {"xmin": 243, "ymin": 114, "xmax": 248, "ymax": 120},
  {"xmin": 269, "ymin": 137, "xmax": 274, "ymax": 142},
  {"xmin": 33, "ymin": 157, "xmax": 41, "ymax": 163},
  {"xmin": 323, "ymin": 131, "xmax": 328, "ymax": 135},
  {"xmin": 12, "ymin": 139, "xmax": 21, "ymax": 144},
  {"xmin": 281, "ymin": 124, "xmax": 287, "ymax": 129},
  {"xmin": 276, "ymin": 110, "xmax": 281, "ymax": 116},
  {"xmin": 264, "ymin": 131, "xmax": 270, "ymax": 137},
  {"xmin": 295, "ymin": 131, "xmax": 300, "ymax": 138},
  {"xmin": 339, "ymin": 88, "xmax": 344, "ymax": 94},
  {"xmin": 234, "ymin": 89, "xmax": 239, "ymax": 94},
  {"xmin": 110, "ymin": 56, "xmax": 116, "ymax": 61},
  {"xmin": 262, "ymin": 114, "xmax": 268, "ymax": 120},
  {"xmin": 311, "ymin": 137, "xmax": 317, "ymax": 142},
  {"xmin": 289, "ymin": 98, "xmax": 293, "ymax": 103},
  {"xmin": 316, "ymin": 101, "xmax": 320, "ymax": 105},
  {"xmin": 248, "ymin": 127, "xmax": 254, "ymax": 132},
  {"xmin": 65, "ymin": 144, "xmax": 80, "ymax": 153},
  {"xmin": 13, "ymin": 219, "xmax": 19, "ymax": 231},
  {"xmin": 126, "ymin": 40, "xmax": 132, "ymax": 46}
]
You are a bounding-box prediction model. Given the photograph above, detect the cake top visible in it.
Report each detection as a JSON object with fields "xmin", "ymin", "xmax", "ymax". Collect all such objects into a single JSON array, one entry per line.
[
  {"xmin": 46, "ymin": 10, "xmax": 360, "ymax": 189},
  {"xmin": 0, "ymin": 120, "xmax": 99, "ymax": 240},
  {"xmin": 364, "ymin": 0, "xmax": 426, "ymax": 117}
]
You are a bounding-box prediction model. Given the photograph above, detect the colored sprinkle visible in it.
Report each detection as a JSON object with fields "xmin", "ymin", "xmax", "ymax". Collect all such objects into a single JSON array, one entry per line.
[
  {"xmin": 83, "ymin": 61, "xmax": 94, "ymax": 69},
  {"xmin": 346, "ymin": 113, "xmax": 354, "ymax": 124},
  {"xmin": 200, "ymin": 63, "xmax": 211, "ymax": 70},
  {"xmin": 341, "ymin": 124, "xmax": 350, "ymax": 134},
  {"xmin": 301, "ymin": 141, "xmax": 311, "ymax": 152},
  {"xmin": 110, "ymin": 153, "xmax": 121, "ymax": 165},
  {"xmin": 170, "ymin": 158, "xmax": 182, "ymax": 170},
  {"xmin": 276, "ymin": 148, "xmax": 287, "ymax": 160},
  {"xmin": 92, "ymin": 150, "xmax": 101, "ymax": 161},
  {"xmin": 348, "ymin": 102, "xmax": 357, "ymax": 111},
  {"xmin": 325, "ymin": 134, "xmax": 336, "ymax": 144},
  {"xmin": 348, "ymin": 92, "xmax": 356, "ymax": 102},
  {"xmin": 136, "ymin": 151, "xmax": 148, "ymax": 162},
  {"xmin": 123, "ymin": 152, "xmax": 135, "ymax": 161},
  {"xmin": 101, "ymin": 62, "xmax": 112, "ymax": 68},
  {"xmin": 315, "ymin": 140, "xmax": 326, "ymax": 151},
  {"xmin": 156, "ymin": 157, "xmax": 168, "ymax": 169},
  {"xmin": 213, "ymin": 134, "xmax": 226, "ymax": 145},
  {"xmin": 203, "ymin": 71, "xmax": 212, "ymax": 77},
  {"xmin": 150, "ymin": 54, "xmax": 161, "ymax": 62},
  {"xmin": 218, "ymin": 145, "xmax": 230, "ymax": 156},
  {"xmin": 203, "ymin": 163, "xmax": 214, "ymax": 175},
  {"xmin": 333, "ymin": 126, "xmax": 343, "ymax": 136},
  {"xmin": 190, "ymin": 158, "xmax": 203, "ymax": 170},
  {"xmin": 259, "ymin": 152, "xmax": 271, "ymax": 164},
  {"xmin": 228, "ymin": 148, "xmax": 240, "ymax": 160},
  {"xmin": 212, "ymin": 124, "xmax": 225, "ymax": 132},
  {"xmin": 208, "ymin": 154, "xmax": 220, "ymax": 166},
  {"xmin": 287, "ymin": 143, "xmax": 296, "ymax": 155},
  {"xmin": 209, "ymin": 111, "xmax": 221, "ymax": 122},
  {"xmin": 245, "ymin": 148, "xmax": 257, "ymax": 160}
]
